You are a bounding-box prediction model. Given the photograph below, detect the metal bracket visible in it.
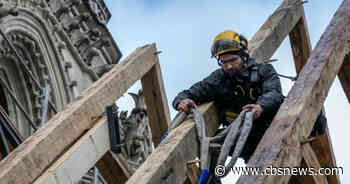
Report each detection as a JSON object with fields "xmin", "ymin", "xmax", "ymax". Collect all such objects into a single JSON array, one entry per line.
[
  {"xmin": 277, "ymin": 73, "xmax": 298, "ymax": 81},
  {"xmin": 106, "ymin": 105, "xmax": 122, "ymax": 154}
]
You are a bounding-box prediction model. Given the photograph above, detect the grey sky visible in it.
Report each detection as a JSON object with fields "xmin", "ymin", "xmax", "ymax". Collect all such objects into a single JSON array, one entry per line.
[{"xmin": 104, "ymin": 0, "xmax": 348, "ymax": 182}]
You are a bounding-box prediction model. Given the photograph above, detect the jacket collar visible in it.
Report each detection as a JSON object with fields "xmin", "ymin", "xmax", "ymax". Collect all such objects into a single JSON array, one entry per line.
[
  {"xmin": 237, "ymin": 58, "xmax": 257, "ymax": 78},
  {"xmin": 221, "ymin": 58, "xmax": 258, "ymax": 82}
]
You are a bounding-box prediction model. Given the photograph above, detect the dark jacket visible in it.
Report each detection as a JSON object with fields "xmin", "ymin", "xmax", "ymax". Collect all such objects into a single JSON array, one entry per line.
[{"xmin": 172, "ymin": 58, "xmax": 284, "ymax": 125}]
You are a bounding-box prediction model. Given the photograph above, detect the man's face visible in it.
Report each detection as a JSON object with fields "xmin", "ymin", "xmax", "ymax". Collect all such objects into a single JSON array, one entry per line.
[{"xmin": 219, "ymin": 54, "xmax": 244, "ymax": 77}]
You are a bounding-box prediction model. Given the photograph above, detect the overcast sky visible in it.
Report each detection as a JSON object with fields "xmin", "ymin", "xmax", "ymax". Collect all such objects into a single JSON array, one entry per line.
[{"xmin": 104, "ymin": 0, "xmax": 348, "ymax": 182}]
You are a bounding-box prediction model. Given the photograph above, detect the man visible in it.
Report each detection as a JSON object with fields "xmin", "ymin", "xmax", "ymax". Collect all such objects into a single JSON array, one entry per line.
[
  {"xmin": 173, "ymin": 30, "xmax": 284, "ymax": 161},
  {"xmin": 172, "ymin": 30, "xmax": 325, "ymax": 183}
]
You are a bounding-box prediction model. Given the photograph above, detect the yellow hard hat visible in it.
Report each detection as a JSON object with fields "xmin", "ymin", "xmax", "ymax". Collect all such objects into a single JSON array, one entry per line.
[{"xmin": 211, "ymin": 30, "xmax": 248, "ymax": 57}]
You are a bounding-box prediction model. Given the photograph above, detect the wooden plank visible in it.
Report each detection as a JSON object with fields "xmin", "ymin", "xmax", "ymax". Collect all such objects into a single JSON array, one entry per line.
[
  {"xmin": 249, "ymin": 0, "xmax": 304, "ymax": 63},
  {"xmin": 311, "ymin": 132, "xmax": 341, "ymax": 184},
  {"xmin": 34, "ymin": 120, "xmax": 131, "ymax": 184},
  {"xmin": 33, "ymin": 117, "xmax": 110, "ymax": 184},
  {"xmin": 185, "ymin": 161, "xmax": 200, "ymax": 184},
  {"xmin": 237, "ymin": 1, "xmax": 350, "ymax": 183},
  {"xmin": 183, "ymin": 178, "xmax": 193, "ymax": 184},
  {"xmin": 338, "ymin": 54, "xmax": 350, "ymax": 103},
  {"xmin": 96, "ymin": 151, "xmax": 132, "ymax": 184},
  {"xmin": 289, "ymin": 5, "xmax": 312, "ymax": 73},
  {"xmin": 126, "ymin": 0, "xmax": 305, "ymax": 183},
  {"xmin": 288, "ymin": 158, "xmax": 318, "ymax": 184},
  {"xmin": 126, "ymin": 102, "xmax": 219, "ymax": 184},
  {"xmin": 301, "ymin": 143, "xmax": 328, "ymax": 184},
  {"xmin": 0, "ymin": 44, "xmax": 158, "ymax": 184},
  {"xmin": 289, "ymin": 7, "xmax": 339, "ymax": 184},
  {"xmin": 288, "ymin": 6, "xmax": 318, "ymax": 184},
  {"xmin": 141, "ymin": 60, "xmax": 171, "ymax": 147}
]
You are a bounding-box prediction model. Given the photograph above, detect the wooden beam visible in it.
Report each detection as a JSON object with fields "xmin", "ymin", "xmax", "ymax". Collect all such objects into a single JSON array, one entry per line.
[
  {"xmin": 0, "ymin": 44, "xmax": 158, "ymax": 184},
  {"xmin": 33, "ymin": 118, "xmax": 110, "ymax": 184},
  {"xmin": 126, "ymin": 1, "xmax": 305, "ymax": 183},
  {"xmin": 310, "ymin": 132, "xmax": 341, "ymax": 184},
  {"xmin": 288, "ymin": 6, "xmax": 339, "ymax": 184},
  {"xmin": 249, "ymin": 0, "xmax": 304, "ymax": 63},
  {"xmin": 96, "ymin": 150, "xmax": 131, "ymax": 183},
  {"xmin": 141, "ymin": 60, "xmax": 171, "ymax": 147},
  {"xmin": 237, "ymin": 1, "xmax": 350, "ymax": 183},
  {"xmin": 338, "ymin": 54, "xmax": 350, "ymax": 103},
  {"xmin": 288, "ymin": 158, "xmax": 320, "ymax": 184},
  {"xmin": 288, "ymin": 143, "xmax": 330, "ymax": 184},
  {"xmin": 34, "ymin": 120, "xmax": 131, "ymax": 184},
  {"xmin": 185, "ymin": 161, "xmax": 200, "ymax": 184},
  {"xmin": 301, "ymin": 143, "xmax": 328, "ymax": 184},
  {"xmin": 126, "ymin": 102, "xmax": 219, "ymax": 184},
  {"xmin": 183, "ymin": 178, "xmax": 193, "ymax": 184},
  {"xmin": 289, "ymin": 5, "xmax": 312, "ymax": 73}
]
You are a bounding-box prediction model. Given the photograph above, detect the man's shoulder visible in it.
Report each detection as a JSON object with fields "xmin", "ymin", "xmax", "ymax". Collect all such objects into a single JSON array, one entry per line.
[
  {"xmin": 203, "ymin": 68, "xmax": 225, "ymax": 84},
  {"xmin": 210, "ymin": 68, "xmax": 225, "ymax": 77},
  {"xmin": 258, "ymin": 63, "xmax": 276, "ymax": 75}
]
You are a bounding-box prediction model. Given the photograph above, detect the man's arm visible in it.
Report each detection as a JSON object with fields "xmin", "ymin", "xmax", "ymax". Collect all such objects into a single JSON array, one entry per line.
[
  {"xmin": 172, "ymin": 70, "xmax": 221, "ymax": 110},
  {"xmin": 256, "ymin": 64, "xmax": 284, "ymax": 113}
]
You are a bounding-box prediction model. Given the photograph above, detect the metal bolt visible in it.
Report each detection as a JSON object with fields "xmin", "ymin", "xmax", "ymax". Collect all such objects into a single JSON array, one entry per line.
[
  {"xmin": 154, "ymin": 51, "xmax": 162, "ymax": 55},
  {"xmin": 301, "ymin": 137, "xmax": 316, "ymax": 144}
]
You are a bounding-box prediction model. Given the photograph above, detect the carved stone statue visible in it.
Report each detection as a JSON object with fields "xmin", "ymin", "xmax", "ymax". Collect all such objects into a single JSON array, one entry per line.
[{"xmin": 119, "ymin": 89, "xmax": 154, "ymax": 173}]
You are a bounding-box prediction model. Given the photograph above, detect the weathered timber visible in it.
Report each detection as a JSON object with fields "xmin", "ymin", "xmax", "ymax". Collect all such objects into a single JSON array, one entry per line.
[
  {"xmin": 338, "ymin": 54, "xmax": 350, "ymax": 102},
  {"xmin": 0, "ymin": 44, "xmax": 158, "ymax": 184},
  {"xmin": 126, "ymin": 102, "xmax": 219, "ymax": 184},
  {"xmin": 289, "ymin": 6, "xmax": 339, "ymax": 184},
  {"xmin": 185, "ymin": 162, "xmax": 200, "ymax": 184},
  {"xmin": 289, "ymin": 6, "xmax": 312, "ymax": 74},
  {"xmin": 34, "ymin": 116, "xmax": 131, "ymax": 184},
  {"xmin": 301, "ymin": 143, "xmax": 328, "ymax": 184},
  {"xmin": 96, "ymin": 151, "xmax": 132, "ymax": 184},
  {"xmin": 237, "ymin": 1, "xmax": 350, "ymax": 183},
  {"xmin": 310, "ymin": 132, "xmax": 341, "ymax": 184},
  {"xmin": 141, "ymin": 61, "xmax": 171, "ymax": 147},
  {"xmin": 126, "ymin": 0, "xmax": 305, "ymax": 183},
  {"xmin": 288, "ymin": 143, "xmax": 329, "ymax": 184},
  {"xmin": 288, "ymin": 159, "xmax": 319, "ymax": 184},
  {"xmin": 183, "ymin": 178, "xmax": 193, "ymax": 184},
  {"xmin": 249, "ymin": 0, "xmax": 304, "ymax": 63},
  {"xmin": 33, "ymin": 118, "xmax": 109, "ymax": 184}
]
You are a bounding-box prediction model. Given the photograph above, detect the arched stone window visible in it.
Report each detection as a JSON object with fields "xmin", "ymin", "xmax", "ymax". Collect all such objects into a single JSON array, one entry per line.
[{"xmin": 0, "ymin": 8, "xmax": 72, "ymax": 137}]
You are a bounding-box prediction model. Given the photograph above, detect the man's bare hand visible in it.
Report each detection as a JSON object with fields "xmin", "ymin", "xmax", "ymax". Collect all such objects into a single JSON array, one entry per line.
[
  {"xmin": 177, "ymin": 99, "xmax": 196, "ymax": 113},
  {"xmin": 242, "ymin": 104, "xmax": 263, "ymax": 120}
]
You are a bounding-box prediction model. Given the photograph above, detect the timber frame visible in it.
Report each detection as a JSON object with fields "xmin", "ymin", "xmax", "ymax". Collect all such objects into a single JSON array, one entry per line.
[
  {"xmin": 128, "ymin": 0, "xmax": 345, "ymax": 184},
  {"xmin": 0, "ymin": 0, "xmax": 348, "ymax": 184},
  {"xmin": 0, "ymin": 43, "xmax": 171, "ymax": 184}
]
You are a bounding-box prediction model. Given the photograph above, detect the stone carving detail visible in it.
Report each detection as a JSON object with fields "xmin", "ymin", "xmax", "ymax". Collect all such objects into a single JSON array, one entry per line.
[
  {"xmin": 85, "ymin": 0, "xmax": 108, "ymax": 25},
  {"xmin": 118, "ymin": 89, "xmax": 154, "ymax": 173},
  {"xmin": 0, "ymin": 3, "xmax": 18, "ymax": 18},
  {"xmin": 0, "ymin": 0, "xmax": 45, "ymax": 10},
  {"xmin": 54, "ymin": 4, "xmax": 69, "ymax": 20},
  {"xmin": 78, "ymin": 12, "xmax": 91, "ymax": 24},
  {"xmin": 0, "ymin": 1, "xmax": 122, "ymax": 183},
  {"xmin": 0, "ymin": 32, "xmax": 55, "ymax": 126}
]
